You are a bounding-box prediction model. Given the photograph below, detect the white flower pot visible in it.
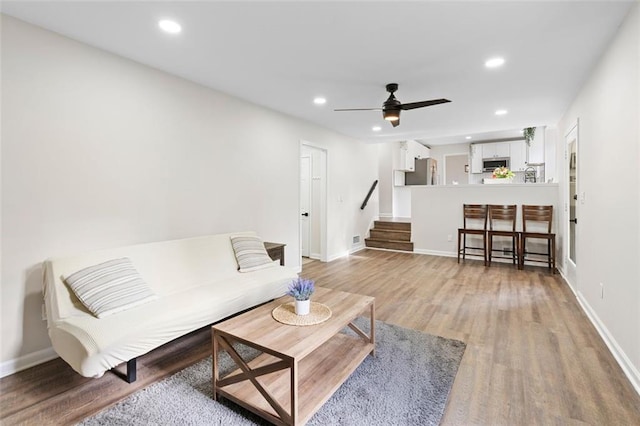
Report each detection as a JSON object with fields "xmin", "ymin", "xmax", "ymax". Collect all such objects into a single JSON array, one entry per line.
[{"xmin": 295, "ymin": 299, "xmax": 310, "ymax": 316}]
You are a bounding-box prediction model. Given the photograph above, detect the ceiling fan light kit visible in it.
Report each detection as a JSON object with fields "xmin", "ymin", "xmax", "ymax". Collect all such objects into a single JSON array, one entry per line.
[
  {"xmin": 384, "ymin": 110, "xmax": 400, "ymax": 121},
  {"xmin": 335, "ymin": 83, "xmax": 450, "ymax": 128}
]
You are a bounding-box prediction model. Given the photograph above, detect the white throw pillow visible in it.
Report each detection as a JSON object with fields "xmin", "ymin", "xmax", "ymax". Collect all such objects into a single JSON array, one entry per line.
[
  {"xmin": 64, "ymin": 258, "xmax": 157, "ymax": 318},
  {"xmin": 230, "ymin": 235, "xmax": 279, "ymax": 273}
]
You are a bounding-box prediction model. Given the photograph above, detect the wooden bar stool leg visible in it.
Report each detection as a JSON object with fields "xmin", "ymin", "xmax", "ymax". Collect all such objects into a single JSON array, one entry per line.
[
  {"xmin": 463, "ymin": 234, "xmax": 467, "ymax": 260},
  {"xmin": 551, "ymin": 236, "xmax": 556, "ymax": 274},
  {"xmin": 517, "ymin": 233, "xmax": 522, "ymax": 269},
  {"xmin": 483, "ymin": 233, "xmax": 487, "ymax": 266}
]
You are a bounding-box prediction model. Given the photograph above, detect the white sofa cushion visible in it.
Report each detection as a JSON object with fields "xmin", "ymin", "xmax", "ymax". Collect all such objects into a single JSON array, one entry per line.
[{"xmin": 64, "ymin": 258, "xmax": 157, "ymax": 318}]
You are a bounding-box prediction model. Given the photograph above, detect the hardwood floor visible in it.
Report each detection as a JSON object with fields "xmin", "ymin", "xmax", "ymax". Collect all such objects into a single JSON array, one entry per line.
[{"xmin": 1, "ymin": 249, "xmax": 639, "ymax": 425}]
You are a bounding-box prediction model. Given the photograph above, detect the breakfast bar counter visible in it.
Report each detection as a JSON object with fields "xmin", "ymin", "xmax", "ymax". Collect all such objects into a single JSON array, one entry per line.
[{"xmin": 409, "ymin": 183, "xmax": 559, "ymax": 256}]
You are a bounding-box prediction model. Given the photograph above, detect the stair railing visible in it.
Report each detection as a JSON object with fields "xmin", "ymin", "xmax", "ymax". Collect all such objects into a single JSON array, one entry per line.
[{"xmin": 360, "ymin": 180, "xmax": 378, "ymax": 210}]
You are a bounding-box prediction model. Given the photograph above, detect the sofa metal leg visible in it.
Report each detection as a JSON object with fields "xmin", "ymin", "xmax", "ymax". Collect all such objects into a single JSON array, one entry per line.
[{"xmin": 126, "ymin": 358, "xmax": 137, "ymax": 383}]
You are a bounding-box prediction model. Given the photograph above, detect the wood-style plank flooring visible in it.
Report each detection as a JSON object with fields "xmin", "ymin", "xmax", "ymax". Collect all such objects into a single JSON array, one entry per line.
[{"xmin": 1, "ymin": 249, "xmax": 639, "ymax": 425}]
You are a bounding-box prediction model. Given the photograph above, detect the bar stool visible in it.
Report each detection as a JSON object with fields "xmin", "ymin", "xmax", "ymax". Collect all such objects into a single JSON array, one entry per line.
[
  {"xmin": 487, "ymin": 205, "xmax": 519, "ymax": 267},
  {"xmin": 519, "ymin": 205, "xmax": 556, "ymax": 273},
  {"xmin": 457, "ymin": 204, "xmax": 488, "ymax": 266}
]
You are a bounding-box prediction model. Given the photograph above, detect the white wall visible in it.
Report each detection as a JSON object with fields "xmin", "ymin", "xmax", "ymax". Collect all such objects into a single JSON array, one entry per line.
[
  {"xmin": 378, "ymin": 141, "xmax": 413, "ymax": 219},
  {"xmin": 0, "ymin": 16, "xmax": 378, "ymax": 372},
  {"xmin": 556, "ymin": 4, "xmax": 639, "ymax": 391},
  {"xmin": 393, "ymin": 186, "xmax": 412, "ymax": 218},
  {"xmin": 543, "ymin": 126, "xmax": 558, "ymax": 183},
  {"xmin": 377, "ymin": 142, "xmax": 393, "ymax": 217}
]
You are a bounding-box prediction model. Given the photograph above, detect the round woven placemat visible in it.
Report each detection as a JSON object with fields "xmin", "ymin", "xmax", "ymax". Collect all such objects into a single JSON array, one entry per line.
[{"xmin": 272, "ymin": 302, "xmax": 332, "ymax": 326}]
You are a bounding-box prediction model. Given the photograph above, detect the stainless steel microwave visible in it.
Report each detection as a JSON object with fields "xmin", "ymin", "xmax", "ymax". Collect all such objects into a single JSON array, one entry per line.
[{"xmin": 482, "ymin": 158, "xmax": 509, "ymax": 172}]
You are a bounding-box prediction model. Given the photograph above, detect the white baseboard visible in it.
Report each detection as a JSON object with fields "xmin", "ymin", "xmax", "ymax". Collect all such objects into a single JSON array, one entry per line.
[
  {"xmin": 555, "ymin": 265, "xmax": 638, "ymax": 395},
  {"xmin": 0, "ymin": 347, "xmax": 58, "ymax": 378},
  {"xmin": 350, "ymin": 243, "xmax": 365, "ymax": 254},
  {"xmin": 378, "ymin": 213, "xmax": 393, "ymax": 218},
  {"xmin": 575, "ymin": 291, "xmax": 640, "ymax": 396},
  {"xmin": 326, "ymin": 250, "xmax": 351, "ymax": 262},
  {"xmin": 326, "ymin": 244, "xmax": 366, "ymax": 261},
  {"xmin": 557, "ymin": 265, "xmax": 578, "ymax": 296},
  {"xmin": 414, "ymin": 248, "xmax": 457, "ymax": 258}
]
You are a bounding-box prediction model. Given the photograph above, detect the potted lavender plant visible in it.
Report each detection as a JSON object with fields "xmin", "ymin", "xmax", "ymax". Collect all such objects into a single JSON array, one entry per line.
[{"xmin": 287, "ymin": 277, "xmax": 315, "ymax": 315}]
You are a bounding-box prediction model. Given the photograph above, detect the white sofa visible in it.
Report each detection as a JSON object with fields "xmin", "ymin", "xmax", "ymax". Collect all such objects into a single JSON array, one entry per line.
[{"xmin": 42, "ymin": 232, "xmax": 297, "ymax": 381}]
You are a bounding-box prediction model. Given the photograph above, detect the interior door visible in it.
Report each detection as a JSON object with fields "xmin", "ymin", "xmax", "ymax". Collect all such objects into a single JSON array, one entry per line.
[
  {"xmin": 300, "ymin": 155, "xmax": 311, "ymax": 258},
  {"xmin": 565, "ymin": 124, "xmax": 578, "ymax": 284}
]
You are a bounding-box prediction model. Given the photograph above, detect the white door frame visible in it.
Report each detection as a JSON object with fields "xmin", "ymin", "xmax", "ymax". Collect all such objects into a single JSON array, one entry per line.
[
  {"xmin": 564, "ymin": 120, "xmax": 579, "ymax": 290},
  {"xmin": 300, "ymin": 155, "xmax": 311, "ymax": 258},
  {"xmin": 300, "ymin": 141, "xmax": 328, "ymax": 262}
]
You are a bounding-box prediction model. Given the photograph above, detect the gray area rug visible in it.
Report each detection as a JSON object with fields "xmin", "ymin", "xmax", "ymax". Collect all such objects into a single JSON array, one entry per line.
[{"xmin": 80, "ymin": 319, "xmax": 466, "ymax": 425}]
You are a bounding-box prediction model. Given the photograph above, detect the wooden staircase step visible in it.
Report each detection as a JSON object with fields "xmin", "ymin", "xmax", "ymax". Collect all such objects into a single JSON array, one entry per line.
[
  {"xmin": 373, "ymin": 221, "xmax": 411, "ymax": 232},
  {"xmin": 369, "ymin": 229, "xmax": 412, "ymax": 242},
  {"xmin": 365, "ymin": 238, "xmax": 414, "ymax": 252}
]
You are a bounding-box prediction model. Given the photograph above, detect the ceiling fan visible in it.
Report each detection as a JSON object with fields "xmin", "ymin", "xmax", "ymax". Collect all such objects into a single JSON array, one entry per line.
[{"xmin": 334, "ymin": 83, "xmax": 451, "ymax": 128}]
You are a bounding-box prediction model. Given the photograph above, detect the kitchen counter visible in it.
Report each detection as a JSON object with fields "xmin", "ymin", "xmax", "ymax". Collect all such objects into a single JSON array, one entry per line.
[
  {"xmin": 419, "ymin": 183, "xmax": 558, "ymax": 188},
  {"xmin": 410, "ymin": 183, "xmax": 559, "ymax": 256}
]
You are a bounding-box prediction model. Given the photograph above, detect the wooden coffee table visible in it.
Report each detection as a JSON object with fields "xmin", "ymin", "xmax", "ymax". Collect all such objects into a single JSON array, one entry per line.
[{"xmin": 212, "ymin": 287, "xmax": 375, "ymax": 426}]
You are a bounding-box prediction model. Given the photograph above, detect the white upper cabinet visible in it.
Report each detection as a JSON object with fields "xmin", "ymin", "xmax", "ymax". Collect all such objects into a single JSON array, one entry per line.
[
  {"xmin": 394, "ymin": 140, "xmax": 430, "ymax": 172},
  {"xmin": 396, "ymin": 141, "xmax": 414, "ymax": 171},
  {"xmin": 527, "ymin": 128, "xmax": 545, "ymax": 164},
  {"xmin": 482, "ymin": 142, "xmax": 510, "ymax": 158},
  {"xmin": 509, "ymin": 141, "xmax": 527, "ymax": 171},
  {"xmin": 413, "ymin": 141, "xmax": 431, "ymax": 159},
  {"xmin": 470, "ymin": 144, "xmax": 483, "ymax": 173}
]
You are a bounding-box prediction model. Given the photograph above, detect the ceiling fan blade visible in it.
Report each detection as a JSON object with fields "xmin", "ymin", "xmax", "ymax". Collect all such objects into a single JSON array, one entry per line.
[
  {"xmin": 334, "ymin": 108, "xmax": 382, "ymax": 111},
  {"xmin": 399, "ymin": 99, "xmax": 451, "ymax": 110}
]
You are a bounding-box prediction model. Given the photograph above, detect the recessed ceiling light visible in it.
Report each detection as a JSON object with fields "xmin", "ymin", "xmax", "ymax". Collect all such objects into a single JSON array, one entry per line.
[
  {"xmin": 158, "ymin": 20, "xmax": 182, "ymax": 34},
  {"xmin": 313, "ymin": 97, "xmax": 327, "ymax": 105},
  {"xmin": 465, "ymin": 136, "xmax": 472, "ymax": 140},
  {"xmin": 485, "ymin": 57, "xmax": 505, "ymax": 68},
  {"xmin": 372, "ymin": 126, "xmax": 382, "ymax": 132},
  {"xmin": 495, "ymin": 109, "xmax": 508, "ymax": 116}
]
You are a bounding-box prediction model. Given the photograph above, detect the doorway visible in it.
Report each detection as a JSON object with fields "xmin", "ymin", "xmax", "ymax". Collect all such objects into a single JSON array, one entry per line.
[
  {"xmin": 300, "ymin": 143, "xmax": 327, "ymax": 262},
  {"xmin": 444, "ymin": 153, "xmax": 469, "ymax": 185},
  {"xmin": 565, "ymin": 122, "xmax": 578, "ymax": 287}
]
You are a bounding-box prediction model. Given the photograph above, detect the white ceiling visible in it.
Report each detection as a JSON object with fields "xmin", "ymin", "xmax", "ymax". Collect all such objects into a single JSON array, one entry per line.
[{"xmin": 1, "ymin": 1, "xmax": 633, "ymax": 145}]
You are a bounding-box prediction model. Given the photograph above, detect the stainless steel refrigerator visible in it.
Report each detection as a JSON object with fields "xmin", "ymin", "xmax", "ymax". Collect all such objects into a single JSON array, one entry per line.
[{"xmin": 405, "ymin": 158, "xmax": 438, "ymax": 185}]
